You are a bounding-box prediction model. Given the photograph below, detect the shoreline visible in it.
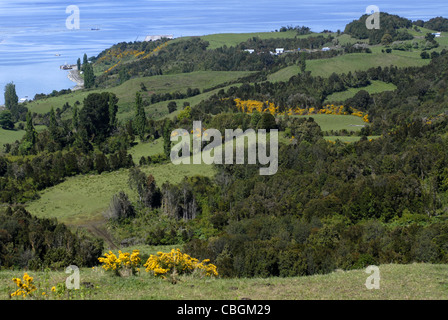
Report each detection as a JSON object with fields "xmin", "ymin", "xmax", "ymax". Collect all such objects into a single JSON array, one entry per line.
[{"xmin": 67, "ymin": 67, "xmax": 84, "ymax": 91}]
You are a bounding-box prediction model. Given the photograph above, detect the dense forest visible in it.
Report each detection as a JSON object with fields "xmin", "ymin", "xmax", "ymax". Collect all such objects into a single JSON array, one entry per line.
[{"xmin": 1, "ymin": 13, "xmax": 448, "ymax": 279}]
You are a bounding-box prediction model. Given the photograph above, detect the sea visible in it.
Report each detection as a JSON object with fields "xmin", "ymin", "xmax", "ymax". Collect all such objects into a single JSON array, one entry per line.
[{"xmin": 0, "ymin": 0, "xmax": 447, "ymax": 105}]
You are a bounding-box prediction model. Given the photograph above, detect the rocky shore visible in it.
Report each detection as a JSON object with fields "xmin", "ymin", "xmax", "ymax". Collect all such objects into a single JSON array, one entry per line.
[{"xmin": 67, "ymin": 67, "xmax": 84, "ymax": 91}]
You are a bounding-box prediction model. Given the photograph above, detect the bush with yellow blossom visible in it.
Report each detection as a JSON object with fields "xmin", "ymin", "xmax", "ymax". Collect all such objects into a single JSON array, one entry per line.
[
  {"xmin": 98, "ymin": 250, "xmax": 141, "ymax": 276},
  {"xmin": 144, "ymin": 248, "xmax": 218, "ymax": 279},
  {"xmin": 10, "ymin": 273, "xmax": 37, "ymax": 298}
]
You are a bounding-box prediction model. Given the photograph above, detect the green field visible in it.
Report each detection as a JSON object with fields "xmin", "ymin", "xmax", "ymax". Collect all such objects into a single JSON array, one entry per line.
[
  {"xmin": 26, "ymin": 162, "xmax": 216, "ymax": 226},
  {"xmin": 268, "ymin": 47, "xmax": 431, "ymax": 82},
  {"xmin": 172, "ymin": 31, "xmax": 312, "ymax": 50},
  {"xmin": 325, "ymin": 81, "xmax": 397, "ymax": 103},
  {"xmin": 128, "ymin": 138, "xmax": 165, "ymax": 163},
  {"xmin": 26, "ymin": 71, "xmax": 254, "ymax": 115},
  {"xmin": 325, "ymin": 135, "xmax": 381, "ymax": 143},
  {"xmin": 0, "ymin": 125, "xmax": 47, "ymax": 149},
  {"xmin": 2, "ymin": 263, "xmax": 447, "ymax": 300},
  {"xmin": 119, "ymin": 82, "xmax": 246, "ymax": 121},
  {"xmin": 294, "ymin": 114, "xmax": 367, "ymax": 132},
  {"xmin": 0, "ymin": 128, "xmax": 27, "ymax": 147},
  {"xmin": 307, "ymin": 47, "xmax": 431, "ymax": 78}
]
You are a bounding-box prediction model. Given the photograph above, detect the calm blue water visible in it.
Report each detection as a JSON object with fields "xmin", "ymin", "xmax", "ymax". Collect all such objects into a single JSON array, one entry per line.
[{"xmin": 0, "ymin": 0, "xmax": 447, "ymax": 105}]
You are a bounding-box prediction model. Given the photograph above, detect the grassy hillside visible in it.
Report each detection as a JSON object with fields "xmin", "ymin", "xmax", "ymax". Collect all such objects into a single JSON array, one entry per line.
[
  {"xmin": 0, "ymin": 125, "xmax": 47, "ymax": 149},
  {"xmin": 2, "ymin": 263, "xmax": 448, "ymax": 300},
  {"xmin": 325, "ymin": 136, "xmax": 380, "ymax": 143},
  {"xmin": 269, "ymin": 47, "xmax": 431, "ymax": 82},
  {"xmin": 26, "ymin": 71, "xmax": 254, "ymax": 115},
  {"xmin": 294, "ymin": 114, "xmax": 367, "ymax": 132},
  {"xmin": 26, "ymin": 161, "xmax": 215, "ymax": 226},
  {"xmin": 308, "ymin": 47, "xmax": 431, "ymax": 77},
  {"xmin": 0, "ymin": 128, "xmax": 29, "ymax": 147},
  {"xmin": 118, "ymin": 82, "xmax": 246, "ymax": 121},
  {"xmin": 172, "ymin": 31, "xmax": 311, "ymax": 50},
  {"xmin": 325, "ymin": 81, "xmax": 397, "ymax": 103}
]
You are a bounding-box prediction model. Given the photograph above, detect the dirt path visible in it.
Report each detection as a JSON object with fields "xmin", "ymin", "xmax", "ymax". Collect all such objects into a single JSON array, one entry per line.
[{"xmin": 80, "ymin": 220, "xmax": 119, "ymax": 250}]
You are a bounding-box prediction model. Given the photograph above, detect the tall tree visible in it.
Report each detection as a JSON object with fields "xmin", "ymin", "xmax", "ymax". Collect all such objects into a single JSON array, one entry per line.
[
  {"xmin": 79, "ymin": 92, "xmax": 113, "ymax": 143},
  {"xmin": 20, "ymin": 111, "xmax": 37, "ymax": 154},
  {"xmin": 299, "ymin": 58, "xmax": 306, "ymax": 73},
  {"xmin": 108, "ymin": 93, "xmax": 119, "ymax": 130},
  {"xmin": 162, "ymin": 118, "xmax": 173, "ymax": 158},
  {"xmin": 72, "ymin": 105, "xmax": 79, "ymax": 132},
  {"xmin": 83, "ymin": 62, "xmax": 95, "ymax": 89},
  {"xmin": 82, "ymin": 53, "xmax": 88, "ymax": 68},
  {"xmin": 77, "ymin": 57, "xmax": 81, "ymax": 71},
  {"xmin": 4, "ymin": 82, "xmax": 18, "ymax": 110},
  {"xmin": 134, "ymin": 92, "xmax": 147, "ymax": 141},
  {"xmin": 48, "ymin": 107, "xmax": 60, "ymax": 146},
  {"xmin": 4, "ymin": 82, "xmax": 20, "ymax": 121}
]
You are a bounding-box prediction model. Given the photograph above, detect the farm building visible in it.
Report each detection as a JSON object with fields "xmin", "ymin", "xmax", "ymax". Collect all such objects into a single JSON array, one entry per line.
[
  {"xmin": 275, "ymin": 48, "xmax": 284, "ymax": 55},
  {"xmin": 144, "ymin": 35, "xmax": 174, "ymax": 42},
  {"xmin": 322, "ymin": 47, "xmax": 331, "ymax": 51}
]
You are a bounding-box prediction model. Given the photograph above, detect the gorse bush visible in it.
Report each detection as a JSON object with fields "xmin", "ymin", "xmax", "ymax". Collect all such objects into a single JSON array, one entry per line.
[
  {"xmin": 143, "ymin": 249, "xmax": 218, "ymax": 278},
  {"xmin": 10, "ymin": 273, "xmax": 37, "ymax": 298},
  {"xmin": 9, "ymin": 271, "xmax": 98, "ymax": 300},
  {"xmin": 98, "ymin": 250, "xmax": 141, "ymax": 276}
]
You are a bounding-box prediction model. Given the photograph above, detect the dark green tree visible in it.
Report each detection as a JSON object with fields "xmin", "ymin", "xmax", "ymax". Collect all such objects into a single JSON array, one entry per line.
[
  {"xmin": 167, "ymin": 101, "xmax": 178, "ymax": 113},
  {"xmin": 108, "ymin": 93, "xmax": 119, "ymax": 130},
  {"xmin": 79, "ymin": 92, "xmax": 114, "ymax": 143},
  {"xmin": 73, "ymin": 128, "xmax": 93, "ymax": 153},
  {"xmin": 0, "ymin": 110, "xmax": 14, "ymax": 130},
  {"xmin": 48, "ymin": 108, "xmax": 58, "ymax": 136},
  {"xmin": 421, "ymin": 51, "xmax": 430, "ymax": 59},
  {"xmin": 20, "ymin": 111, "xmax": 37, "ymax": 154},
  {"xmin": 72, "ymin": 105, "xmax": 79, "ymax": 132},
  {"xmin": 299, "ymin": 58, "xmax": 306, "ymax": 73},
  {"xmin": 162, "ymin": 118, "xmax": 173, "ymax": 158},
  {"xmin": 134, "ymin": 92, "xmax": 147, "ymax": 141},
  {"xmin": 82, "ymin": 53, "xmax": 88, "ymax": 68},
  {"xmin": 4, "ymin": 82, "xmax": 18, "ymax": 111},
  {"xmin": 83, "ymin": 62, "xmax": 95, "ymax": 89},
  {"xmin": 257, "ymin": 113, "xmax": 277, "ymax": 130}
]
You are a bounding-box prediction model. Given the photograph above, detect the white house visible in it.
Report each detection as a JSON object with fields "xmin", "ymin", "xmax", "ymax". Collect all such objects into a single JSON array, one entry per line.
[
  {"xmin": 275, "ymin": 48, "xmax": 284, "ymax": 55},
  {"xmin": 432, "ymin": 32, "xmax": 441, "ymax": 38},
  {"xmin": 322, "ymin": 47, "xmax": 331, "ymax": 52},
  {"xmin": 244, "ymin": 49, "xmax": 255, "ymax": 54},
  {"xmin": 144, "ymin": 35, "xmax": 174, "ymax": 42}
]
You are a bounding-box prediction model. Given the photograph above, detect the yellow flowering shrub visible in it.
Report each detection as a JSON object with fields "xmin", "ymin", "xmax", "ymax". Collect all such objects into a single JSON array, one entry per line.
[
  {"xmin": 233, "ymin": 100, "xmax": 370, "ymax": 122},
  {"xmin": 234, "ymin": 99, "xmax": 278, "ymax": 115},
  {"xmin": 101, "ymin": 43, "xmax": 167, "ymax": 74},
  {"xmin": 98, "ymin": 250, "xmax": 141, "ymax": 276},
  {"xmin": 11, "ymin": 273, "xmax": 37, "ymax": 298},
  {"xmin": 144, "ymin": 249, "xmax": 218, "ymax": 279}
]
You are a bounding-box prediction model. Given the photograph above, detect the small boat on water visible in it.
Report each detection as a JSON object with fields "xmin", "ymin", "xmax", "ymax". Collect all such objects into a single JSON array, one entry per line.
[{"xmin": 55, "ymin": 53, "xmax": 61, "ymax": 56}]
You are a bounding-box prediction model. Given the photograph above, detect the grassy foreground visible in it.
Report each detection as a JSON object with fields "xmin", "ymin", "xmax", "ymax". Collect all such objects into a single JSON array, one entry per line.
[{"xmin": 1, "ymin": 263, "xmax": 448, "ymax": 300}]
